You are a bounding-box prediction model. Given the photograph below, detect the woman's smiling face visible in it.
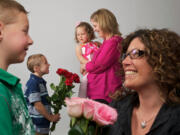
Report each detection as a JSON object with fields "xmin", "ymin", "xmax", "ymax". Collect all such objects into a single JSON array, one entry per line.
[{"xmin": 122, "ymin": 37, "xmax": 154, "ymax": 90}]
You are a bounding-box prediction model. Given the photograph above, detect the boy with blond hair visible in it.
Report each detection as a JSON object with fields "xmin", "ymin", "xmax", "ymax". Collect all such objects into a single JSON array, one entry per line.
[
  {"xmin": 24, "ymin": 54, "xmax": 60, "ymax": 135},
  {"xmin": 0, "ymin": 0, "xmax": 35, "ymax": 134}
]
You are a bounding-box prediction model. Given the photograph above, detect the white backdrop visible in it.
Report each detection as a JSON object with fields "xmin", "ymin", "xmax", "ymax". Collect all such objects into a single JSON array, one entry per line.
[{"xmin": 9, "ymin": 0, "xmax": 180, "ymax": 134}]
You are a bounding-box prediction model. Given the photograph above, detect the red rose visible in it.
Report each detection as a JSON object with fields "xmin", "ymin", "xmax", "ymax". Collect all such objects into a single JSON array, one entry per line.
[
  {"xmin": 64, "ymin": 72, "xmax": 73, "ymax": 79},
  {"xmin": 72, "ymin": 73, "xmax": 80, "ymax": 83},
  {"xmin": 56, "ymin": 68, "xmax": 68, "ymax": 76},
  {"xmin": 65, "ymin": 79, "xmax": 73, "ymax": 86}
]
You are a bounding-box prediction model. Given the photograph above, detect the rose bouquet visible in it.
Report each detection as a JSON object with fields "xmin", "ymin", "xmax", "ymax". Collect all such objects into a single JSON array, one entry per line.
[
  {"xmin": 47, "ymin": 68, "xmax": 80, "ymax": 131},
  {"xmin": 65, "ymin": 97, "xmax": 118, "ymax": 135}
]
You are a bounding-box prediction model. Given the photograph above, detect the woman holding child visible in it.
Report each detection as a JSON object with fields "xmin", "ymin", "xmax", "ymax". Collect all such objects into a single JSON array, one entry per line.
[{"xmin": 81, "ymin": 8, "xmax": 123, "ymax": 104}]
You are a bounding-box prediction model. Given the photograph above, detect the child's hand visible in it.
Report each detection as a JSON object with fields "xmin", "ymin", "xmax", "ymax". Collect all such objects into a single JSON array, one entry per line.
[{"xmin": 50, "ymin": 113, "xmax": 61, "ymax": 122}]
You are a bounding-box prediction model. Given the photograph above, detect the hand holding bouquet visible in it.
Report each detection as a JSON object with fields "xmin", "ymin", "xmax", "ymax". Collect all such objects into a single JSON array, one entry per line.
[
  {"xmin": 65, "ymin": 97, "xmax": 118, "ymax": 135},
  {"xmin": 47, "ymin": 68, "xmax": 80, "ymax": 131}
]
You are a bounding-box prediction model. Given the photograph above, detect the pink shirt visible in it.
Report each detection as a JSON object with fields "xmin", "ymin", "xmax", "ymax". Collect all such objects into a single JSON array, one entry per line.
[{"xmin": 86, "ymin": 36, "xmax": 123, "ymax": 103}]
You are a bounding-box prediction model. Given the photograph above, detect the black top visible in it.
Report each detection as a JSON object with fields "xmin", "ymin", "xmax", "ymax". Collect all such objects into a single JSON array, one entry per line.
[{"xmin": 107, "ymin": 94, "xmax": 180, "ymax": 135}]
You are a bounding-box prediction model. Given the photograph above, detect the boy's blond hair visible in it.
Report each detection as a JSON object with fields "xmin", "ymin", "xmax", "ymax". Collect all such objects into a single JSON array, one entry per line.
[
  {"xmin": 0, "ymin": 0, "xmax": 28, "ymax": 24},
  {"xmin": 27, "ymin": 54, "xmax": 44, "ymax": 73},
  {"xmin": 90, "ymin": 8, "xmax": 121, "ymax": 36}
]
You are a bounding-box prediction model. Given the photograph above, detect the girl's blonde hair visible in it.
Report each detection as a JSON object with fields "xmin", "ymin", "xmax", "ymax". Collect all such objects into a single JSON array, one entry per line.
[
  {"xmin": 75, "ymin": 22, "xmax": 95, "ymax": 43},
  {"xmin": 90, "ymin": 8, "xmax": 121, "ymax": 36}
]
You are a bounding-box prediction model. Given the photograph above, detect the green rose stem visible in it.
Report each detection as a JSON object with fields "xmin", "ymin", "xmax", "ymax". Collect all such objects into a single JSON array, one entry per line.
[
  {"xmin": 95, "ymin": 124, "xmax": 99, "ymax": 135},
  {"xmin": 48, "ymin": 76, "xmax": 74, "ymax": 131},
  {"xmin": 69, "ymin": 117, "xmax": 90, "ymax": 135},
  {"xmin": 69, "ymin": 117, "xmax": 103, "ymax": 135},
  {"xmin": 50, "ymin": 106, "xmax": 59, "ymax": 131}
]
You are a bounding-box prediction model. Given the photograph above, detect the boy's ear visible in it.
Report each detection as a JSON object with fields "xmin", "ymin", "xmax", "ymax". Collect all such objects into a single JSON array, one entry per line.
[{"xmin": 33, "ymin": 65, "xmax": 39, "ymax": 72}]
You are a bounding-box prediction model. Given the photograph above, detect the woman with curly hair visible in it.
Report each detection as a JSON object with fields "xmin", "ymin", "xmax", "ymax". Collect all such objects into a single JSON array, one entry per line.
[{"xmin": 107, "ymin": 29, "xmax": 180, "ymax": 135}]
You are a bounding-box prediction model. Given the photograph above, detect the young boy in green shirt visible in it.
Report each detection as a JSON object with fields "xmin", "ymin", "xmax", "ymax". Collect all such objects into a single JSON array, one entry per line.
[{"xmin": 0, "ymin": 0, "xmax": 35, "ymax": 134}]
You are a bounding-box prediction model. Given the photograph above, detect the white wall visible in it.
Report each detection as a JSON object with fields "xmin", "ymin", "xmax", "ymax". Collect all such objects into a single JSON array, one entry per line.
[{"xmin": 10, "ymin": 0, "xmax": 180, "ymax": 134}]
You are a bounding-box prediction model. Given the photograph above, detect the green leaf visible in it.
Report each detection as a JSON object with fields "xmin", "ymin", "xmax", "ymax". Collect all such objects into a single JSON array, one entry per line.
[
  {"xmin": 71, "ymin": 117, "xmax": 76, "ymax": 127},
  {"xmin": 50, "ymin": 83, "xmax": 56, "ymax": 90},
  {"xmin": 46, "ymin": 96, "xmax": 51, "ymax": 102},
  {"xmin": 51, "ymin": 94, "xmax": 59, "ymax": 102},
  {"xmin": 68, "ymin": 125, "xmax": 85, "ymax": 135},
  {"xmin": 80, "ymin": 118, "xmax": 89, "ymax": 133}
]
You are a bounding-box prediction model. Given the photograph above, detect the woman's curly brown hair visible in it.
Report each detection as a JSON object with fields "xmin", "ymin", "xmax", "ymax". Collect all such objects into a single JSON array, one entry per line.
[{"xmin": 113, "ymin": 29, "xmax": 180, "ymax": 105}]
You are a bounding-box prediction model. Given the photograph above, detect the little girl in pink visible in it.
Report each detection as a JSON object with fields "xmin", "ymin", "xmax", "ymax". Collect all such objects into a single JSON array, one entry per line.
[{"xmin": 75, "ymin": 22, "xmax": 100, "ymax": 97}]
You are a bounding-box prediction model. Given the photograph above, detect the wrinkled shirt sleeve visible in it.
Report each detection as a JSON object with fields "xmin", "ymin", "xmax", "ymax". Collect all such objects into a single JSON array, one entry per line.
[{"xmin": 27, "ymin": 81, "xmax": 41, "ymax": 104}]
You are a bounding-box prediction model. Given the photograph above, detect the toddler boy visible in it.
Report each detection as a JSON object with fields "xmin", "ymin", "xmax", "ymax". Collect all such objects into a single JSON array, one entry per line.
[{"xmin": 24, "ymin": 54, "xmax": 60, "ymax": 135}]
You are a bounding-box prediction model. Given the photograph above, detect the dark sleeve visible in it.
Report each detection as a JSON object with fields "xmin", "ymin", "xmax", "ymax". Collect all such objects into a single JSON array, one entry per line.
[
  {"xmin": 104, "ymin": 95, "xmax": 134, "ymax": 135},
  {"xmin": 170, "ymin": 108, "xmax": 180, "ymax": 135},
  {"xmin": 103, "ymin": 100, "xmax": 122, "ymax": 135},
  {"xmin": 170, "ymin": 123, "xmax": 180, "ymax": 135}
]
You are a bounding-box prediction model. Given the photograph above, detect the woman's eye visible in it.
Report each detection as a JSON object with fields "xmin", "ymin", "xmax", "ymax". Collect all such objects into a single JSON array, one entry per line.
[{"xmin": 132, "ymin": 49, "xmax": 138, "ymax": 54}]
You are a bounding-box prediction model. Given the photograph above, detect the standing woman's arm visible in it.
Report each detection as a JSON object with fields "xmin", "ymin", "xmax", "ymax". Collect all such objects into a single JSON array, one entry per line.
[{"xmin": 86, "ymin": 37, "xmax": 122, "ymax": 74}]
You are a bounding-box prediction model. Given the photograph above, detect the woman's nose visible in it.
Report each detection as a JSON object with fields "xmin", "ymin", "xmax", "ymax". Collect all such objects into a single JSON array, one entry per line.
[{"xmin": 122, "ymin": 55, "xmax": 131, "ymax": 67}]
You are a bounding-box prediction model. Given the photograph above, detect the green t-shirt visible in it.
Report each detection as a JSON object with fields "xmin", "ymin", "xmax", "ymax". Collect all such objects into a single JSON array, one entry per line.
[{"xmin": 0, "ymin": 68, "xmax": 35, "ymax": 135}]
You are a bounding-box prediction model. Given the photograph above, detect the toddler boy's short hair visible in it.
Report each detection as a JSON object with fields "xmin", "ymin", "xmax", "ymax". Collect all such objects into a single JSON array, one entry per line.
[
  {"xmin": 0, "ymin": 0, "xmax": 28, "ymax": 24},
  {"xmin": 27, "ymin": 54, "xmax": 44, "ymax": 73}
]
